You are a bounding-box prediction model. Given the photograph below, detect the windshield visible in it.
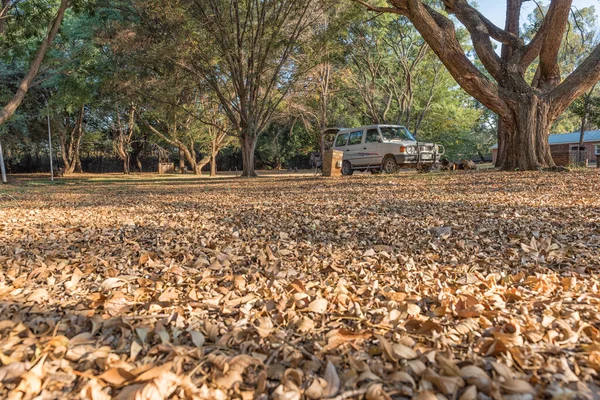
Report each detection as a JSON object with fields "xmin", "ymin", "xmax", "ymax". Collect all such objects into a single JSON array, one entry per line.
[{"xmin": 379, "ymin": 126, "xmax": 415, "ymax": 141}]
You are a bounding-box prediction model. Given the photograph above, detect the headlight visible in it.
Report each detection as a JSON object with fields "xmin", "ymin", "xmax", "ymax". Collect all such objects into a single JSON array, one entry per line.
[{"xmin": 406, "ymin": 145, "xmax": 417, "ymax": 155}]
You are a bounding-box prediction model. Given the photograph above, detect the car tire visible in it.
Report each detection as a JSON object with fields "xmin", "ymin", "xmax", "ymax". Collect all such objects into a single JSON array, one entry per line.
[
  {"xmin": 342, "ymin": 161, "xmax": 353, "ymax": 176},
  {"xmin": 382, "ymin": 155, "xmax": 398, "ymax": 174}
]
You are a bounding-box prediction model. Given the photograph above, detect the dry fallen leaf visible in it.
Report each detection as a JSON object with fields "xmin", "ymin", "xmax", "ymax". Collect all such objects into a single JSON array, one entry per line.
[
  {"xmin": 307, "ymin": 298, "xmax": 328, "ymax": 314},
  {"xmin": 1, "ymin": 171, "xmax": 599, "ymax": 399},
  {"xmin": 322, "ymin": 361, "xmax": 340, "ymax": 398}
]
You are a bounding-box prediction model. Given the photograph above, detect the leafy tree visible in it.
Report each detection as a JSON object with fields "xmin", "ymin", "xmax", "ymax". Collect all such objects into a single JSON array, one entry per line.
[
  {"xmin": 357, "ymin": 0, "xmax": 600, "ymax": 170},
  {"xmin": 342, "ymin": 14, "xmax": 435, "ymax": 130},
  {"xmin": 129, "ymin": 0, "xmax": 332, "ymax": 177},
  {"xmin": 43, "ymin": 11, "xmax": 103, "ymax": 174}
]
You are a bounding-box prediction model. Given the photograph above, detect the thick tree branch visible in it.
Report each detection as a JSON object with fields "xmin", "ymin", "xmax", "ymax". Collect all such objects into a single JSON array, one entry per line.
[
  {"xmin": 474, "ymin": 10, "xmax": 521, "ymax": 46},
  {"xmin": 520, "ymin": 0, "xmax": 571, "ymax": 72},
  {"xmin": 386, "ymin": 0, "xmax": 509, "ymax": 115},
  {"xmin": 352, "ymin": 0, "xmax": 399, "ymax": 13},
  {"xmin": 0, "ymin": 0, "xmax": 69, "ymax": 125},
  {"xmin": 538, "ymin": 0, "xmax": 573, "ymax": 87},
  {"xmin": 549, "ymin": 44, "xmax": 600, "ymax": 117},
  {"xmin": 501, "ymin": 0, "xmax": 521, "ymax": 62},
  {"xmin": 443, "ymin": 0, "xmax": 503, "ymax": 81}
]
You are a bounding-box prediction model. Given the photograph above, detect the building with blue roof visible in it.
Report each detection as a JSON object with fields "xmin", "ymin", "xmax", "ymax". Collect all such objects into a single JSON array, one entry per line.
[{"xmin": 491, "ymin": 130, "xmax": 600, "ymax": 166}]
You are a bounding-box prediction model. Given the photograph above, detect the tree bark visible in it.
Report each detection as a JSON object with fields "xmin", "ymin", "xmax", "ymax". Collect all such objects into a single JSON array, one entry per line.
[
  {"xmin": 210, "ymin": 139, "xmax": 218, "ymax": 177},
  {"xmin": 0, "ymin": 0, "xmax": 69, "ymax": 125},
  {"xmin": 113, "ymin": 105, "xmax": 136, "ymax": 174},
  {"xmin": 210, "ymin": 152, "xmax": 217, "ymax": 176},
  {"xmin": 179, "ymin": 147, "xmax": 185, "ymax": 173},
  {"xmin": 496, "ymin": 95, "xmax": 554, "ymax": 170},
  {"xmin": 195, "ymin": 156, "xmax": 210, "ymax": 175},
  {"xmin": 241, "ymin": 135, "xmax": 258, "ymax": 177},
  {"xmin": 180, "ymin": 146, "xmax": 203, "ymax": 175},
  {"xmin": 57, "ymin": 105, "xmax": 84, "ymax": 175}
]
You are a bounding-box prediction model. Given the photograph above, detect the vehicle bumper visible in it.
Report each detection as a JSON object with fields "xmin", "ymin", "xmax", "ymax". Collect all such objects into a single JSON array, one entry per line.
[{"xmin": 394, "ymin": 153, "xmax": 439, "ymax": 165}]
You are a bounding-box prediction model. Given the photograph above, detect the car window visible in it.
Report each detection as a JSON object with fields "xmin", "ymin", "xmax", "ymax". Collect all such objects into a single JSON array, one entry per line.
[
  {"xmin": 348, "ymin": 130, "xmax": 364, "ymax": 145},
  {"xmin": 365, "ymin": 129, "xmax": 380, "ymax": 143},
  {"xmin": 335, "ymin": 133, "xmax": 349, "ymax": 147},
  {"xmin": 379, "ymin": 126, "xmax": 415, "ymax": 141}
]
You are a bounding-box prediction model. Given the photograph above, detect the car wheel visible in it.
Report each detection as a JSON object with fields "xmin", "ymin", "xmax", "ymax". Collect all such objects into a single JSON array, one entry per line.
[
  {"xmin": 342, "ymin": 160, "xmax": 353, "ymax": 176},
  {"xmin": 382, "ymin": 156, "xmax": 398, "ymax": 174}
]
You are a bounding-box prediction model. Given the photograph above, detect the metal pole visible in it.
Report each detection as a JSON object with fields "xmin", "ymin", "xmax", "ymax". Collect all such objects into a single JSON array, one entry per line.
[
  {"xmin": 0, "ymin": 140, "xmax": 7, "ymax": 184},
  {"xmin": 47, "ymin": 105, "xmax": 54, "ymax": 182}
]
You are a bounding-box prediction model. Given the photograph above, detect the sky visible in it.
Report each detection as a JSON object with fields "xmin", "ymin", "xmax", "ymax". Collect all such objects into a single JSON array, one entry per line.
[{"xmin": 476, "ymin": 0, "xmax": 600, "ymax": 28}]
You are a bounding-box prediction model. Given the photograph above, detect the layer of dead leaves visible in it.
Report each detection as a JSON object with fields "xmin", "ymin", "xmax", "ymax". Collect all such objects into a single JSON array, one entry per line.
[{"xmin": 0, "ymin": 170, "xmax": 599, "ymax": 400}]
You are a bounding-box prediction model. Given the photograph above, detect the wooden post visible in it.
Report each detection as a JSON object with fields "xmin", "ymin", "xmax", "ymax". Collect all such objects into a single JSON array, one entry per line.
[{"xmin": 47, "ymin": 108, "xmax": 54, "ymax": 182}]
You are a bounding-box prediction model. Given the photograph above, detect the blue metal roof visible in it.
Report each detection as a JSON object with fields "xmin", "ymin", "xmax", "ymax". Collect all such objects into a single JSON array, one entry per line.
[{"xmin": 490, "ymin": 130, "xmax": 600, "ymax": 150}]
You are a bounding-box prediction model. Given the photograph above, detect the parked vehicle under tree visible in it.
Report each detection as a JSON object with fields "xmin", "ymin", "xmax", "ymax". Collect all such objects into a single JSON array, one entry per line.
[{"xmin": 324, "ymin": 125, "xmax": 444, "ymax": 175}]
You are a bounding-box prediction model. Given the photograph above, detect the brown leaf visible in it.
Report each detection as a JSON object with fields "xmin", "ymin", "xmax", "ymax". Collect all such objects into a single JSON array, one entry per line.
[
  {"xmin": 322, "ymin": 361, "xmax": 340, "ymax": 398},
  {"xmin": 99, "ymin": 368, "xmax": 136, "ymax": 386},
  {"xmin": 323, "ymin": 329, "xmax": 371, "ymax": 351},
  {"xmin": 307, "ymin": 298, "xmax": 328, "ymax": 314},
  {"xmin": 422, "ymin": 368, "xmax": 465, "ymax": 395}
]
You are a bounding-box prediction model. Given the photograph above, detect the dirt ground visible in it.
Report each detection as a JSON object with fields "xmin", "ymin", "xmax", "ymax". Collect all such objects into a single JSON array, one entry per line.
[{"xmin": 0, "ymin": 170, "xmax": 599, "ymax": 399}]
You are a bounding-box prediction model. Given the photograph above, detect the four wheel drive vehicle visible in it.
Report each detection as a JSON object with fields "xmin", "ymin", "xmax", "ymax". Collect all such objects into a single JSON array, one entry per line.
[{"xmin": 326, "ymin": 125, "xmax": 445, "ymax": 175}]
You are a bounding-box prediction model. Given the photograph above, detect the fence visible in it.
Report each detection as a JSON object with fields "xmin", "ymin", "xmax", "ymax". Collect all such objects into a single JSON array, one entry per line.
[{"xmin": 5, "ymin": 151, "xmax": 315, "ymax": 174}]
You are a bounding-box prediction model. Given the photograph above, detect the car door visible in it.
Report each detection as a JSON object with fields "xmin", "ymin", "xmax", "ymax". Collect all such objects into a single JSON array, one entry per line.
[
  {"xmin": 362, "ymin": 128, "xmax": 382, "ymax": 166},
  {"xmin": 345, "ymin": 129, "xmax": 366, "ymax": 166}
]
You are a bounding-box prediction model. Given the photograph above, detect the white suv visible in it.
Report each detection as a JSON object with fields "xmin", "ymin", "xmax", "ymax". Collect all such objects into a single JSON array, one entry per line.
[{"xmin": 327, "ymin": 125, "xmax": 444, "ymax": 175}]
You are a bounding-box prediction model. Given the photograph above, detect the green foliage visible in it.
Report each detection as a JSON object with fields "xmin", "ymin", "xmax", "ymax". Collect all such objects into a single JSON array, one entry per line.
[
  {"xmin": 417, "ymin": 96, "xmax": 488, "ymax": 160},
  {"xmin": 256, "ymin": 122, "xmax": 316, "ymax": 169}
]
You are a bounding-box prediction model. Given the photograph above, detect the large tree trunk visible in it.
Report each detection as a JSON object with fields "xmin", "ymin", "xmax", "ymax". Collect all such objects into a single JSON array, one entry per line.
[
  {"xmin": 194, "ymin": 156, "xmax": 210, "ymax": 175},
  {"xmin": 496, "ymin": 96, "xmax": 554, "ymax": 170},
  {"xmin": 59, "ymin": 141, "xmax": 75, "ymax": 174},
  {"xmin": 210, "ymin": 142, "xmax": 218, "ymax": 177},
  {"xmin": 180, "ymin": 147, "xmax": 204, "ymax": 175},
  {"xmin": 75, "ymin": 155, "xmax": 82, "ymax": 173},
  {"xmin": 58, "ymin": 105, "xmax": 85, "ymax": 175},
  {"xmin": 210, "ymin": 153, "xmax": 217, "ymax": 176},
  {"xmin": 240, "ymin": 135, "xmax": 258, "ymax": 177}
]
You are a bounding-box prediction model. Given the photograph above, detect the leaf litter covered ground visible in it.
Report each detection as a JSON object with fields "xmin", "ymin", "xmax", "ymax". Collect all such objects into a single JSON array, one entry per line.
[{"xmin": 1, "ymin": 170, "xmax": 600, "ymax": 400}]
